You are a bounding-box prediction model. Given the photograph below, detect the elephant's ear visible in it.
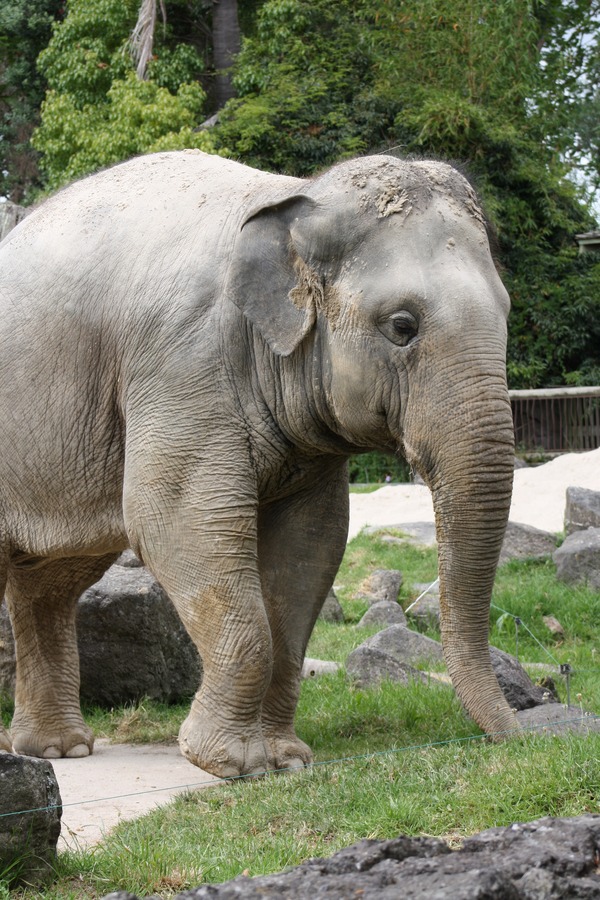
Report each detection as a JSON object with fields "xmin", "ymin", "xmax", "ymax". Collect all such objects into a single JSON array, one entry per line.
[{"xmin": 226, "ymin": 194, "xmax": 320, "ymax": 357}]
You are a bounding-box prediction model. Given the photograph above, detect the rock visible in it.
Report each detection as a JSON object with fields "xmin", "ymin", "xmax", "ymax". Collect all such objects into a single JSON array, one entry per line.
[
  {"xmin": 0, "ymin": 754, "xmax": 62, "ymax": 887},
  {"xmin": 301, "ymin": 658, "xmax": 340, "ymax": 678},
  {"xmin": 115, "ymin": 549, "xmax": 144, "ymax": 568},
  {"xmin": 346, "ymin": 623, "xmax": 444, "ymax": 688},
  {"xmin": 357, "ymin": 600, "xmax": 407, "ymax": 628},
  {"xmin": 0, "ymin": 565, "xmax": 202, "ymax": 706},
  {"xmin": 553, "ymin": 527, "xmax": 600, "ymax": 590},
  {"xmin": 498, "ymin": 521, "xmax": 557, "ymax": 565},
  {"xmin": 516, "ymin": 703, "xmax": 600, "ymax": 735},
  {"xmin": 490, "ymin": 646, "xmax": 558, "ymax": 710},
  {"xmin": 346, "ymin": 648, "xmax": 428, "ymax": 688},
  {"xmin": 103, "ymin": 814, "xmax": 600, "ymax": 899},
  {"xmin": 354, "ymin": 623, "xmax": 444, "ymax": 665},
  {"xmin": 542, "ymin": 614, "xmax": 564, "ymax": 635},
  {"xmin": 355, "ymin": 569, "xmax": 403, "ymax": 606},
  {"xmin": 565, "ymin": 486, "xmax": 600, "ymax": 534},
  {"xmin": 77, "ymin": 566, "xmax": 202, "ymax": 705},
  {"xmin": 406, "ymin": 582, "xmax": 440, "ymax": 631},
  {"xmin": 319, "ymin": 588, "xmax": 345, "ymax": 623}
]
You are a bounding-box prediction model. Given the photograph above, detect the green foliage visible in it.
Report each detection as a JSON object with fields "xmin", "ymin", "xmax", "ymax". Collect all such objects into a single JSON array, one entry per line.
[
  {"xmin": 0, "ymin": 0, "xmax": 63, "ymax": 202},
  {"xmin": 32, "ymin": 0, "xmax": 212, "ymax": 191},
  {"xmin": 213, "ymin": 0, "xmax": 599, "ymax": 387},
  {"xmin": 8, "ymin": 0, "xmax": 600, "ymax": 384},
  {"xmin": 215, "ymin": 0, "xmax": 393, "ymax": 175},
  {"xmin": 348, "ymin": 451, "xmax": 411, "ymax": 484}
]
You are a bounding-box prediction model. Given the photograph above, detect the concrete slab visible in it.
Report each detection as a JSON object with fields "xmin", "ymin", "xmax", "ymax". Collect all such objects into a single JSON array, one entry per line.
[{"xmin": 51, "ymin": 740, "xmax": 215, "ymax": 849}]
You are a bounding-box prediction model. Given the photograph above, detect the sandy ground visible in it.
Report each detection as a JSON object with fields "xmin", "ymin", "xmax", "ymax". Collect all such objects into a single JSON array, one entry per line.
[
  {"xmin": 44, "ymin": 447, "xmax": 600, "ymax": 848},
  {"xmin": 349, "ymin": 447, "xmax": 600, "ymax": 539}
]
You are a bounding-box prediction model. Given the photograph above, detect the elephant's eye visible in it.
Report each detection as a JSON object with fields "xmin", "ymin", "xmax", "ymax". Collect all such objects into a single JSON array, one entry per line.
[{"xmin": 388, "ymin": 312, "xmax": 418, "ymax": 346}]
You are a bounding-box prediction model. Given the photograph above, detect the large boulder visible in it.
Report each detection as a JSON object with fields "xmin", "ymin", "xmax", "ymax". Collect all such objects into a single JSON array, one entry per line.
[
  {"xmin": 498, "ymin": 521, "xmax": 557, "ymax": 565},
  {"xmin": 0, "ymin": 754, "xmax": 62, "ymax": 887},
  {"xmin": 565, "ymin": 487, "xmax": 600, "ymax": 534},
  {"xmin": 100, "ymin": 814, "xmax": 600, "ymax": 899},
  {"xmin": 77, "ymin": 564, "xmax": 202, "ymax": 705},
  {"xmin": 346, "ymin": 649, "xmax": 428, "ymax": 689},
  {"xmin": 553, "ymin": 527, "xmax": 600, "ymax": 590},
  {"xmin": 0, "ymin": 563, "xmax": 202, "ymax": 706},
  {"xmin": 346, "ymin": 624, "xmax": 443, "ymax": 687}
]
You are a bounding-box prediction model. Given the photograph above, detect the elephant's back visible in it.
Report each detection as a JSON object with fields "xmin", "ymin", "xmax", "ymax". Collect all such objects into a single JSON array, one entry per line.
[{"xmin": 0, "ymin": 151, "xmax": 302, "ymax": 309}]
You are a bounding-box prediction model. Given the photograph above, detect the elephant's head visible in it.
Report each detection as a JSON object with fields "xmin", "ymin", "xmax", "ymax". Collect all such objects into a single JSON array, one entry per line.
[{"xmin": 227, "ymin": 155, "xmax": 517, "ymax": 738}]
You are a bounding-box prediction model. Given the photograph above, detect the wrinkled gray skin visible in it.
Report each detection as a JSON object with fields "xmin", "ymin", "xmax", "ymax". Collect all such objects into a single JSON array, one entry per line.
[{"xmin": 0, "ymin": 151, "xmax": 517, "ymax": 775}]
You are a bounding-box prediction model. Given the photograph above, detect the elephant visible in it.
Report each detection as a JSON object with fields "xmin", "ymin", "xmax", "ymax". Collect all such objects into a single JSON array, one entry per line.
[{"xmin": 0, "ymin": 150, "xmax": 517, "ymax": 777}]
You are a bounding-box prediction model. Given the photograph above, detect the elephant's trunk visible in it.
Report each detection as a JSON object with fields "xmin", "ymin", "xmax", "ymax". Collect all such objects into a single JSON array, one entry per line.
[{"xmin": 404, "ymin": 369, "xmax": 518, "ymax": 737}]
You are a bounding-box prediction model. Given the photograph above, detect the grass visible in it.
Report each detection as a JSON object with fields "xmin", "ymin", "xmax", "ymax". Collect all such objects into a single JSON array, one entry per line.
[{"xmin": 5, "ymin": 528, "xmax": 600, "ymax": 898}]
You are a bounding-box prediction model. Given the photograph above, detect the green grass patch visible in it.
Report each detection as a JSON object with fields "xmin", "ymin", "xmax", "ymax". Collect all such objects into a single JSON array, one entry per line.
[{"xmin": 6, "ymin": 529, "xmax": 600, "ymax": 898}]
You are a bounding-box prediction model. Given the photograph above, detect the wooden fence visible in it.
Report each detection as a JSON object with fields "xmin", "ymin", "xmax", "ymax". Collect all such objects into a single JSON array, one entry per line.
[{"xmin": 509, "ymin": 387, "xmax": 600, "ymax": 455}]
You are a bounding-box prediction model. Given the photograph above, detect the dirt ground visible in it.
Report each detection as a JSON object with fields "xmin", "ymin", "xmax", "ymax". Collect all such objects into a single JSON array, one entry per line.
[{"xmin": 47, "ymin": 447, "xmax": 600, "ymax": 848}]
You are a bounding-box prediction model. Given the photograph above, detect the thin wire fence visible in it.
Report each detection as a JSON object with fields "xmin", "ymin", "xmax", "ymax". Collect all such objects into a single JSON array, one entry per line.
[{"xmin": 1, "ymin": 712, "xmax": 599, "ymax": 822}]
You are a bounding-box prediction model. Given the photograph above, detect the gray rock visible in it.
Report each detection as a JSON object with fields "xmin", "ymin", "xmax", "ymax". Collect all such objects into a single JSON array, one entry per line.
[
  {"xmin": 516, "ymin": 703, "xmax": 600, "ymax": 736},
  {"xmin": 553, "ymin": 527, "xmax": 600, "ymax": 590},
  {"xmin": 407, "ymin": 583, "xmax": 440, "ymax": 631},
  {"xmin": 346, "ymin": 624, "xmax": 444, "ymax": 689},
  {"xmin": 115, "ymin": 549, "xmax": 144, "ymax": 568},
  {"xmin": 0, "ymin": 566, "xmax": 202, "ymax": 706},
  {"xmin": 489, "ymin": 646, "xmax": 558, "ymax": 710},
  {"xmin": 346, "ymin": 648, "xmax": 428, "ymax": 688},
  {"xmin": 357, "ymin": 601, "xmax": 407, "ymax": 629},
  {"xmin": 319, "ymin": 588, "xmax": 345, "ymax": 623},
  {"xmin": 565, "ymin": 486, "xmax": 600, "ymax": 534},
  {"xmin": 77, "ymin": 566, "xmax": 202, "ymax": 705},
  {"xmin": 499, "ymin": 521, "xmax": 557, "ymax": 565},
  {"xmin": 103, "ymin": 814, "xmax": 600, "ymax": 899},
  {"xmin": 0, "ymin": 754, "xmax": 62, "ymax": 887},
  {"xmin": 355, "ymin": 569, "xmax": 403, "ymax": 606}
]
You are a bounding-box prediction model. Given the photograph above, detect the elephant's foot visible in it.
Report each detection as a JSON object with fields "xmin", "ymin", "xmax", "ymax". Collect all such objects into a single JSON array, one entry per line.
[
  {"xmin": 263, "ymin": 727, "xmax": 313, "ymax": 772},
  {"xmin": 10, "ymin": 710, "xmax": 94, "ymax": 759},
  {"xmin": 178, "ymin": 705, "xmax": 273, "ymax": 779},
  {"xmin": 0, "ymin": 723, "xmax": 12, "ymax": 753}
]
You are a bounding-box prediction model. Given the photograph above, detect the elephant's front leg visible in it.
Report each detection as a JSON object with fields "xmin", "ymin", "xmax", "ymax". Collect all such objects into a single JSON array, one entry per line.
[
  {"xmin": 128, "ymin": 486, "xmax": 275, "ymax": 778},
  {"xmin": 257, "ymin": 462, "xmax": 349, "ymax": 771}
]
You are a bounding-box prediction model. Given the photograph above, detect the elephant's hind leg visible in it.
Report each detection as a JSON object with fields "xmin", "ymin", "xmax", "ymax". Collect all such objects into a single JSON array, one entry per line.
[
  {"xmin": 257, "ymin": 462, "xmax": 349, "ymax": 771},
  {"xmin": 6, "ymin": 553, "xmax": 117, "ymax": 759}
]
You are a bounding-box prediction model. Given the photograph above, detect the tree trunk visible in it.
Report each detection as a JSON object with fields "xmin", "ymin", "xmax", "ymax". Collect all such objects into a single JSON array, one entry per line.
[{"xmin": 212, "ymin": 0, "xmax": 241, "ymax": 109}]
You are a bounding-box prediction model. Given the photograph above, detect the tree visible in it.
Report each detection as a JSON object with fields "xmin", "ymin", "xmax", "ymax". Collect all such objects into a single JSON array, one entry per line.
[
  {"xmin": 32, "ymin": 0, "xmax": 215, "ymax": 192},
  {"xmin": 213, "ymin": 0, "xmax": 599, "ymax": 387},
  {"xmin": 212, "ymin": 0, "xmax": 241, "ymax": 109},
  {"xmin": 0, "ymin": 0, "xmax": 64, "ymax": 202}
]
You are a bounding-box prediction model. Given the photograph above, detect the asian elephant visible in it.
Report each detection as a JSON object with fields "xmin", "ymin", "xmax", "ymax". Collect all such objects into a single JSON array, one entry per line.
[{"xmin": 0, "ymin": 150, "xmax": 517, "ymax": 777}]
